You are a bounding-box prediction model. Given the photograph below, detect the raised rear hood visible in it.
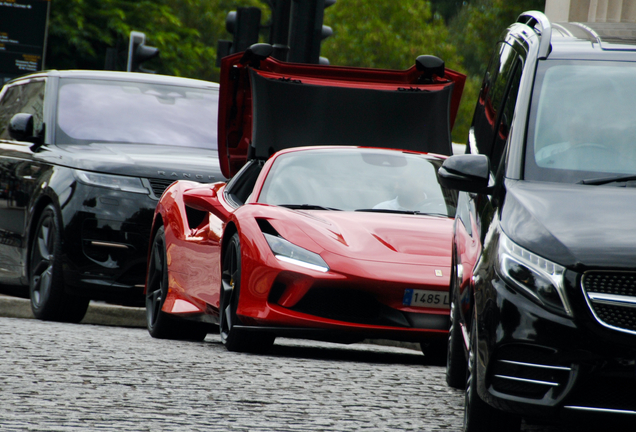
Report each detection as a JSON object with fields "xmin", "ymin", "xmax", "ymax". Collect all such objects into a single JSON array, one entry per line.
[{"xmin": 218, "ymin": 46, "xmax": 466, "ymax": 178}]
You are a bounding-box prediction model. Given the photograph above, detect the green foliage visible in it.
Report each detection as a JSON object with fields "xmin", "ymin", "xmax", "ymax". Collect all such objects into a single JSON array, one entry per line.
[
  {"xmin": 46, "ymin": 0, "xmax": 265, "ymax": 81},
  {"xmin": 449, "ymin": 0, "xmax": 546, "ymax": 76},
  {"xmin": 321, "ymin": 0, "xmax": 460, "ymax": 71}
]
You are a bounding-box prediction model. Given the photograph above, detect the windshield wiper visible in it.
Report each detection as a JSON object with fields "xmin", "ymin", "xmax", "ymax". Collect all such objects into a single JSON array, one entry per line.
[
  {"xmin": 577, "ymin": 175, "xmax": 636, "ymax": 185},
  {"xmin": 280, "ymin": 204, "xmax": 342, "ymax": 211},
  {"xmin": 355, "ymin": 208, "xmax": 449, "ymax": 217}
]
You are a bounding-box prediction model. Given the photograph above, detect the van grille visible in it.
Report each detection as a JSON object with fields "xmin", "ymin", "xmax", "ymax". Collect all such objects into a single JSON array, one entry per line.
[{"xmin": 582, "ymin": 271, "xmax": 636, "ymax": 335}]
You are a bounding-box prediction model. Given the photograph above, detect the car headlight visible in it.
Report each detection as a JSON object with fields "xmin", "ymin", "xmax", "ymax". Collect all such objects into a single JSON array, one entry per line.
[
  {"xmin": 74, "ymin": 170, "xmax": 150, "ymax": 194},
  {"xmin": 498, "ymin": 232, "xmax": 572, "ymax": 316},
  {"xmin": 263, "ymin": 233, "xmax": 329, "ymax": 273}
]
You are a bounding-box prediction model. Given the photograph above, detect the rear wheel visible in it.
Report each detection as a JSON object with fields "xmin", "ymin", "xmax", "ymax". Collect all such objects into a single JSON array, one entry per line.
[
  {"xmin": 219, "ymin": 233, "xmax": 274, "ymax": 353},
  {"xmin": 29, "ymin": 204, "xmax": 89, "ymax": 323},
  {"xmin": 463, "ymin": 313, "xmax": 521, "ymax": 432},
  {"xmin": 146, "ymin": 226, "xmax": 208, "ymax": 341}
]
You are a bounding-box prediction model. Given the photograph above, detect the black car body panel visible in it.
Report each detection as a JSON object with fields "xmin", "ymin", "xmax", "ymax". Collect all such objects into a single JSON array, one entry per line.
[
  {"xmin": 0, "ymin": 70, "xmax": 223, "ymax": 310},
  {"xmin": 440, "ymin": 12, "xmax": 636, "ymax": 430}
]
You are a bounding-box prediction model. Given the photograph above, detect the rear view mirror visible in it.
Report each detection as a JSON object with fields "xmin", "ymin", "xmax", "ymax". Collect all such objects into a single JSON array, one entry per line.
[{"xmin": 438, "ymin": 154, "xmax": 493, "ymax": 194}]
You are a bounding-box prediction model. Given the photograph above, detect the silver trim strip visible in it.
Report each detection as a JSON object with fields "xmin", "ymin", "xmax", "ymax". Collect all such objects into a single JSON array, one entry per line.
[
  {"xmin": 89, "ymin": 241, "xmax": 129, "ymax": 249},
  {"xmin": 493, "ymin": 374, "xmax": 559, "ymax": 387},
  {"xmin": 497, "ymin": 359, "xmax": 571, "ymax": 371},
  {"xmin": 588, "ymin": 292, "xmax": 636, "ymax": 309},
  {"xmin": 564, "ymin": 406, "xmax": 636, "ymax": 416}
]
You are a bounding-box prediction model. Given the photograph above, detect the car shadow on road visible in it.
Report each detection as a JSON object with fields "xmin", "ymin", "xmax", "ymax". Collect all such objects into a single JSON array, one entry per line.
[{"xmin": 205, "ymin": 335, "xmax": 442, "ymax": 367}]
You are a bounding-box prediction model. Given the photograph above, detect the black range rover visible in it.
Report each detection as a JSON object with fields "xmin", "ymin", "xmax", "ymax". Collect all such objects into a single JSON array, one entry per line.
[
  {"xmin": 439, "ymin": 11, "xmax": 636, "ymax": 431},
  {"xmin": 0, "ymin": 70, "xmax": 223, "ymax": 323}
]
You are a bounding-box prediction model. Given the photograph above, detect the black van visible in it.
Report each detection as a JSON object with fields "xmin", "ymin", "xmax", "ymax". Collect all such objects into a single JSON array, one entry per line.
[{"xmin": 439, "ymin": 11, "xmax": 636, "ymax": 431}]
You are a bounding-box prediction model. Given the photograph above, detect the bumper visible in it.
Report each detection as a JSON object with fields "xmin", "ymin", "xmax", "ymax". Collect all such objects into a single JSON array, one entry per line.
[
  {"xmin": 475, "ymin": 271, "xmax": 636, "ymax": 422},
  {"xmin": 236, "ymin": 247, "xmax": 451, "ymax": 344},
  {"xmin": 60, "ymin": 181, "xmax": 157, "ymax": 303}
]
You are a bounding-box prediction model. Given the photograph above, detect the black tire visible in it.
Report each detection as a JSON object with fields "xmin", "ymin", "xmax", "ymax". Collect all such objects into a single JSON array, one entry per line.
[
  {"xmin": 220, "ymin": 233, "xmax": 275, "ymax": 353},
  {"xmin": 29, "ymin": 204, "xmax": 89, "ymax": 323},
  {"xmin": 420, "ymin": 340, "xmax": 447, "ymax": 366},
  {"xmin": 447, "ymin": 259, "xmax": 468, "ymax": 388},
  {"xmin": 146, "ymin": 226, "xmax": 208, "ymax": 341},
  {"xmin": 463, "ymin": 313, "xmax": 521, "ymax": 432}
]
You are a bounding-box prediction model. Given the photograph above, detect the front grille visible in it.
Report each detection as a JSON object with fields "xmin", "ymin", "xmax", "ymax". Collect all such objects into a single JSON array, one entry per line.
[
  {"xmin": 489, "ymin": 344, "xmax": 573, "ymax": 400},
  {"xmin": 565, "ymin": 376, "xmax": 636, "ymax": 412},
  {"xmin": 592, "ymin": 304, "xmax": 636, "ymax": 332},
  {"xmin": 148, "ymin": 178, "xmax": 176, "ymax": 198},
  {"xmin": 584, "ymin": 272, "xmax": 636, "ymax": 296},
  {"xmin": 583, "ymin": 271, "xmax": 636, "ymax": 335},
  {"xmin": 290, "ymin": 287, "xmax": 411, "ymax": 327}
]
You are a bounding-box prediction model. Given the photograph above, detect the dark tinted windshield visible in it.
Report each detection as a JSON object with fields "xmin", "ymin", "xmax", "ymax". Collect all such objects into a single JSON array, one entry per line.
[
  {"xmin": 525, "ymin": 60, "xmax": 636, "ymax": 183},
  {"xmin": 257, "ymin": 148, "xmax": 457, "ymax": 217},
  {"xmin": 56, "ymin": 78, "xmax": 218, "ymax": 149}
]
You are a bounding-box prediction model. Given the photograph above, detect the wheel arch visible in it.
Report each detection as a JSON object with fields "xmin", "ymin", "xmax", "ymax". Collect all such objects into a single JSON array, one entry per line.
[
  {"xmin": 144, "ymin": 213, "xmax": 165, "ymax": 294},
  {"xmin": 221, "ymin": 221, "xmax": 238, "ymax": 263}
]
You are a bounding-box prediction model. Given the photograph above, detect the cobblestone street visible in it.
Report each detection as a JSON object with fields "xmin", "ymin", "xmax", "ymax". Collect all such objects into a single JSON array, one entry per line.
[{"xmin": 0, "ymin": 317, "xmax": 567, "ymax": 431}]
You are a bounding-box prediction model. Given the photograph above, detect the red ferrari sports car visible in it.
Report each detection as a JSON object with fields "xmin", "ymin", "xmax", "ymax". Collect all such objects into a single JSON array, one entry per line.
[{"xmin": 144, "ymin": 44, "xmax": 466, "ymax": 358}]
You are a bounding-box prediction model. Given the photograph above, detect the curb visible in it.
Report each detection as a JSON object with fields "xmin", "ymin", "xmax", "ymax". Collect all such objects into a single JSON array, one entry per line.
[
  {"xmin": 0, "ymin": 295, "xmax": 421, "ymax": 351},
  {"xmin": 0, "ymin": 294, "xmax": 146, "ymax": 328}
]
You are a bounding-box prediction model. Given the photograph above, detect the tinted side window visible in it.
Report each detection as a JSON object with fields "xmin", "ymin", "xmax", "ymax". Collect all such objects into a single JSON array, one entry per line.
[
  {"xmin": 0, "ymin": 86, "xmax": 22, "ymax": 139},
  {"xmin": 0, "ymin": 80, "xmax": 45, "ymax": 140},
  {"xmin": 491, "ymin": 61, "xmax": 522, "ymax": 174},
  {"xmin": 472, "ymin": 42, "xmax": 522, "ymax": 170}
]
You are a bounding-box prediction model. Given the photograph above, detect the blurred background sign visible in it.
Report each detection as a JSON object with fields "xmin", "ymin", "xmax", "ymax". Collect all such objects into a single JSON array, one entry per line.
[{"xmin": 0, "ymin": 0, "xmax": 50, "ymax": 84}]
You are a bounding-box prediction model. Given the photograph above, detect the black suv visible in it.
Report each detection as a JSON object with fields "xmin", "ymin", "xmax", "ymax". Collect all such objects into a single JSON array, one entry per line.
[
  {"xmin": 0, "ymin": 70, "xmax": 223, "ymax": 323},
  {"xmin": 439, "ymin": 11, "xmax": 636, "ymax": 431}
]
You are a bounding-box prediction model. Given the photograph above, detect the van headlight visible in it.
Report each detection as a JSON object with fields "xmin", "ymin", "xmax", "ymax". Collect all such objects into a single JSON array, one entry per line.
[
  {"xmin": 74, "ymin": 170, "xmax": 150, "ymax": 194},
  {"xmin": 498, "ymin": 232, "xmax": 572, "ymax": 316}
]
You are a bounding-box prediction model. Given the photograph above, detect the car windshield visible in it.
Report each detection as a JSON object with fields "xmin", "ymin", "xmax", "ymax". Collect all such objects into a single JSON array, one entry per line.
[
  {"xmin": 257, "ymin": 148, "xmax": 457, "ymax": 217},
  {"xmin": 525, "ymin": 60, "xmax": 636, "ymax": 183},
  {"xmin": 56, "ymin": 78, "xmax": 218, "ymax": 149}
]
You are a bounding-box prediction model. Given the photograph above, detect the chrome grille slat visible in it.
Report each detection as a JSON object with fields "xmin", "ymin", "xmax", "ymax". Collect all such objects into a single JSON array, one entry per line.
[{"xmin": 497, "ymin": 359, "xmax": 571, "ymax": 371}]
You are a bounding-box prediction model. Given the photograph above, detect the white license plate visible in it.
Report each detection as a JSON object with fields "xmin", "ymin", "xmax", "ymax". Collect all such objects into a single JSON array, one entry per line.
[{"xmin": 403, "ymin": 289, "xmax": 450, "ymax": 309}]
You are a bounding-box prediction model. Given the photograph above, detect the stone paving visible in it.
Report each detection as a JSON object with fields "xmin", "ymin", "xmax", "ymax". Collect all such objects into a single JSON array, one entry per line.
[{"xmin": 0, "ymin": 317, "xmax": 567, "ymax": 431}]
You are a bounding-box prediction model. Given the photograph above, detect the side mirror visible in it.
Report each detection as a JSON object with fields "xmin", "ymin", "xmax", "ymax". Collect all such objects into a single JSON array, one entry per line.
[
  {"xmin": 9, "ymin": 113, "xmax": 34, "ymax": 142},
  {"xmin": 183, "ymin": 187, "xmax": 218, "ymax": 213},
  {"xmin": 438, "ymin": 154, "xmax": 493, "ymax": 194},
  {"xmin": 240, "ymin": 43, "xmax": 274, "ymax": 67},
  {"xmin": 416, "ymin": 55, "xmax": 445, "ymax": 83}
]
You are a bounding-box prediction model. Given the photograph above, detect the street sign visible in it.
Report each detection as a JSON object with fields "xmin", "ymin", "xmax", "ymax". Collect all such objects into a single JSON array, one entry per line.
[{"xmin": 0, "ymin": 0, "xmax": 51, "ymax": 84}]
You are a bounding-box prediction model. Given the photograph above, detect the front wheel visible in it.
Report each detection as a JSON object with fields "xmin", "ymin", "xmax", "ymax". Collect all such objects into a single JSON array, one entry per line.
[
  {"xmin": 219, "ymin": 233, "xmax": 274, "ymax": 353},
  {"xmin": 145, "ymin": 226, "xmax": 208, "ymax": 341},
  {"xmin": 29, "ymin": 204, "xmax": 89, "ymax": 323},
  {"xmin": 463, "ymin": 314, "xmax": 521, "ymax": 432}
]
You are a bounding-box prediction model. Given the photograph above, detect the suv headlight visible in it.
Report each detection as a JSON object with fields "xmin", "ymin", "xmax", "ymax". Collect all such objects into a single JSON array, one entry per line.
[
  {"xmin": 498, "ymin": 232, "xmax": 572, "ymax": 316},
  {"xmin": 263, "ymin": 233, "xmax": 329, "ymax": 273},
  {"xmin": 74, "ymin": 170, "xmax": 150, "ymax": 194}
]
